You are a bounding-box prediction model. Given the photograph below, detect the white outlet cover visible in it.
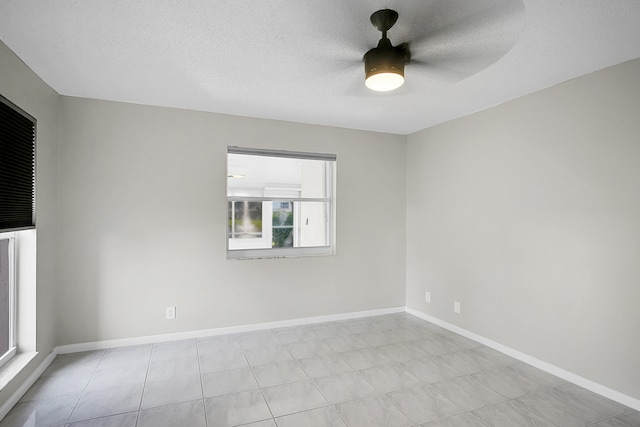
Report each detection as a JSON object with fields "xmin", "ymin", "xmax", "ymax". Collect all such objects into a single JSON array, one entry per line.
[
  {"xmin": 454, "ymin": 301, "xmax": 461, "ymax": 314},
  {"xmin": 166, "ymin": 306, "xmax": 176, "ymax": 319},
  {"xmin": 425, "ymin": 291, "xmax": 431, "ymax": 303}
]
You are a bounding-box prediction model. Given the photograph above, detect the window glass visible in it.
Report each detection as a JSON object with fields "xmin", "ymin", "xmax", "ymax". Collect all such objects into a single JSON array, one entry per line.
[
  {"xmin": 228, "ymin": 201, "xmax": 263, "ymax": 239},
  {"xmin": 0, "ymin": 234, "xmax": 16, "ymax": 368}
]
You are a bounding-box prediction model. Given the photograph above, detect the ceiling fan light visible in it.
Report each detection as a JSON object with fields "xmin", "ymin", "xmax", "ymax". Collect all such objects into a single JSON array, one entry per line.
[
  {"xmin": 364, "ymin": 43, "xmax": 407, "ymax": 92},
  {"xmin": 366, "ymin": 71, "xmax": 404, "ymax": 91}
]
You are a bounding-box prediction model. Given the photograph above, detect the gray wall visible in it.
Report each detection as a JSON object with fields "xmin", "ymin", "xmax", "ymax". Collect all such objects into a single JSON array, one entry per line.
[
  {"xmin": 406, "ymin": 58, "xmax": 640, "ymax": 399},
  {"xmin": 0, "ymin": 41, "xmax": 59, "ymax": 407},
  {"xmin": 56, "ymin": 97, "xmax": 407, "ymax": 345}
]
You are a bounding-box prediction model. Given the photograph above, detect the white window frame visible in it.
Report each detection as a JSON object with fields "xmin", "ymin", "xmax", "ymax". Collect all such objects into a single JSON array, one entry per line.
[
  {"xmin": 226, "ymin": 147, "xmax": 336, "ymax": 260},
  {"xmin": 0, "ymin": 232, "xmax": 17, "ymax": 368}
]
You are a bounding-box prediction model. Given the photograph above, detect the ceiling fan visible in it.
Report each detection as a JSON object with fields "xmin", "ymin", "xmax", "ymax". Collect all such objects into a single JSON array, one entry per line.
[{"xmin": 357, "ymin": 1, "xmax": 525, "ymax": 93}]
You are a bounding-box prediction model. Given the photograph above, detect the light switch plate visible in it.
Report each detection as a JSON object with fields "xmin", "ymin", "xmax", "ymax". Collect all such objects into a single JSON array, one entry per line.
[{"xmin": 166, "ymin": 306, "xmax": 176, "ymax": 319}]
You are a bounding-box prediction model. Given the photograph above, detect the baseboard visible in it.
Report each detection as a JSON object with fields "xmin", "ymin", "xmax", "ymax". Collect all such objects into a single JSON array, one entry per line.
[
  {"xmin": 405, "ymin": 306, "xmax": 640, "ymax": 411},
  {"xmin": 56, "ymin": 306, "xmax": 406, "ymax": 354},
  {"xmin": 0, "ymin": 350, "xmax": 57, "ymax": 421}
]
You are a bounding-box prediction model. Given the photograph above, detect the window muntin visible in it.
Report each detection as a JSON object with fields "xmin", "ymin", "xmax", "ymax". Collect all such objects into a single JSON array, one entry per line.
[{"xmin": 227, "ymin": 147, "xmax": 336, "ymax": 259}]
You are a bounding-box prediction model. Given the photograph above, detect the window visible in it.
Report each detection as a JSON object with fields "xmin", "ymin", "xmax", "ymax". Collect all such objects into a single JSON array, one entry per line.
[
  {"xmin": 0, "ymin": 95, "xmax": 35, "ymax": 366},
  {"xmin": 227, "ymin": 147, "xmax": 336, "ymax": 259}
]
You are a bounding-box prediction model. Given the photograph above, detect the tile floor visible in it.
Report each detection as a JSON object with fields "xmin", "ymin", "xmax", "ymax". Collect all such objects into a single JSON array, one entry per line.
[{"xmin": 2, "ymin": 313, "xmax": 638, "ymax": 426}]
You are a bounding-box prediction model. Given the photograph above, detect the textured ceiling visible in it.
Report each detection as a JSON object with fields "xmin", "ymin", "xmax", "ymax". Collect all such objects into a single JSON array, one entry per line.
[{"xmin": 1, "ymin": 0, "xmax": 640, "ymax": 135}]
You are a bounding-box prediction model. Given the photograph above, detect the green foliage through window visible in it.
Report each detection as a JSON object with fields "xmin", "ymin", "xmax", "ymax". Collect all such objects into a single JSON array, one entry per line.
[{"xmin": 272, "ymin": 211, "xmax": 293, "ymax": 248}]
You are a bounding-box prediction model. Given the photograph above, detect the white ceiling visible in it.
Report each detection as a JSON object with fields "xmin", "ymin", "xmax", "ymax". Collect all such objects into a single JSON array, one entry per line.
[{"xmin": 1, "ymin": 0, "xmax": 640, "ymax": 135}]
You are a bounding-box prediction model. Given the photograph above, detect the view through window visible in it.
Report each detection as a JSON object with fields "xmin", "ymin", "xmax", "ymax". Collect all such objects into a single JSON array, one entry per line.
[{"xmin": 227, "ymin": 147, "xmax": 336, "ymax": 259}]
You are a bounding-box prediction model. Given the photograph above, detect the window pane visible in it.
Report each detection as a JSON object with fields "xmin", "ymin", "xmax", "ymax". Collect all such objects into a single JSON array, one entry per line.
[
  {"xmin": 295, "ymin": 201, "xmax": 329, "ymax": 247},
  {"xmin": 228, "ymin": 201, "xmax": 262, "ymax": 239},
  {"xmin": 0, "ymin": 238, "xmax": 10, "ymax": 356},
  {"xmin": 227, "ymin": 153, "xmax": 331, "ymax": 199},
  {"xmin": 272, "ymin": 201, "xmax": 293, "ymax": 248}
]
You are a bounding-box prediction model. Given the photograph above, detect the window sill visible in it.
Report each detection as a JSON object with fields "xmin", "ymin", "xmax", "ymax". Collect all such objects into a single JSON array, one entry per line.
[
  {"xmin": 227, "ymin": 246, "xmax": 335, "ymax": 260},
  {"xmin": 0, "ymin": 351, "xmax": 38, "ymax": 391}
]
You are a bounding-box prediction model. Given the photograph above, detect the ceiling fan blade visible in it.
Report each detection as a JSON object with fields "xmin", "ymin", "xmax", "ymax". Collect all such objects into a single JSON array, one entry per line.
[
  {"xmin": 270, "ymin": 1, "xmax": 377, "ymax": 54},
  {"xmin": 409, "ymin": 58, "xmax": 466, "ymax": 79},
  {"xmin": 299, "ymin": 57, "xmax": 363, "ymax": 96},
  {"xmin": 402, "ymin": 0, "xmax": 525, "ymax": 81},
  {"xmin": 399, "ymin": 0, "xmax": 525, "ymax": 46}
]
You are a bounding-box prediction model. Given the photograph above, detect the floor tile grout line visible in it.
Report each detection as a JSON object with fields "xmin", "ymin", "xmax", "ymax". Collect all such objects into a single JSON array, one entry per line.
[
  {"xmin": 132, "ymin": 345, "xmax": 154, "ymax": 427},
  {"xmin": 65, "ymin": 346, "xmax": 153, "ymax": 425},
  {"xmin": 63, "ymin": 410, "xmax": 139, "ymax": 427},
  {"xmin": 271, "ymin": 326, "xmax": 338, "ymax": 423},
  {"xmin": 614, "ymin": 408, "xmax": 640, "ymax": 426},
  {"xmin": 272, "ymin": 322, "xmax": 385, "ymax": 426},
  {"xmin": 286, "ymin": 344, "xmax": 350, "ymax": 425},
  {"xmin": 327, "ymin": 319, "xmax": 423, "ymax": 425},
  {"xmin": 585, "ymin": 410, "xmax": 636, "ymax": 427},
  {"xmin": 456, "ymin": 366, "xmax": 556, "ymax": 426},
  {"xmin": 61, "ymin": 349, "xmax": 107, "ymax": 426},
  {"xmin": 330, "ymin": 318, "xmax": 526, "ymax": 426},
  {"xmin": 195, "ymin": 336, "xmax": 212, "ymax": 427},
  {"xmin": 389, "ymin": 382, "xmax": 461, "ymax": 426},
  {"xmin": 524, "ymin": 386, "xmax": 629, "ymax": 427},
  {"xmin": 274, "ymin": 322, "xmax": 377, "ymax": 427},
  {"xmin": 464, "ymin": 363, "xmax": 558, "ymax": 403},
  {"xmin": 478, "ymin": 395, "xmax": 562, "ymax": 427},
  {"xmin": 461, "ymin": 368, "xmax": 530, "ymax": 404},
  {"xmin": 516, "ymin": 382, "xmax": 618, "ymax": 427},
  {"xmin": 277, "ymin": 326, "xmax": 318, "ymax": 375},
  {"xmin": 238, "ymin": 332, "xmax": 278, "ymax": 425}
]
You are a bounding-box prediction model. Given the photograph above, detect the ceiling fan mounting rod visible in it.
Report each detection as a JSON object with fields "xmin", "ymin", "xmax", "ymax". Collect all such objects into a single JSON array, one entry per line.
[{"xmin": 370, "ymin": 9, "xmax": 398, "ymax": 34}]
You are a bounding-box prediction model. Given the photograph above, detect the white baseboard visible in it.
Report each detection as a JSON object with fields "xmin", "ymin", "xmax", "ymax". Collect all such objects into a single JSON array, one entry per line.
[
  {"xmin": 0, "ymin": 351, "xmax": 57, "ymax": 421},
  {"xmin": 56, "ymin": 306, "xmax": 406, "ymax": 354},
  {"xmin": 405, "ymin": 306, "xmax": 640, "ymax": 411}
]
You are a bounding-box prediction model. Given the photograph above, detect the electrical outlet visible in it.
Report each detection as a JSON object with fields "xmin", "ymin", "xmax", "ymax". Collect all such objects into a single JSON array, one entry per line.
[
  {"xmin": 454, "ymin": 301, "xmax": 461, "ymax": 314},
  {"xmin": 425, "ymin": 291, "xmax": 431, "ymax": 303},
  {"xmin": 166, "ymin": 306, "xmax": 176, "ymax": 320}
]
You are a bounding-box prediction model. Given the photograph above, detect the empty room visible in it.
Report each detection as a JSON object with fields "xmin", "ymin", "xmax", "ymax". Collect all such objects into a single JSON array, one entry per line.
[{"xmin": 0, "ymin": 1, "xmax": 639, "ymax": 426}]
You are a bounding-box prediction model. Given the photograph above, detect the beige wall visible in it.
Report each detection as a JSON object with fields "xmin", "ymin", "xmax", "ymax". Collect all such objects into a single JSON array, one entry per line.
[
  {"xmin": 0, "ymin": 41, "xmax": 59, "ymax": 407},
  {"xmin": 56, "ymin": 97, "xmax": 407, "ymax": 345},
  {"xmin": 406, "ymin": 58, "xmax": 640, "ymax": 399}
]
